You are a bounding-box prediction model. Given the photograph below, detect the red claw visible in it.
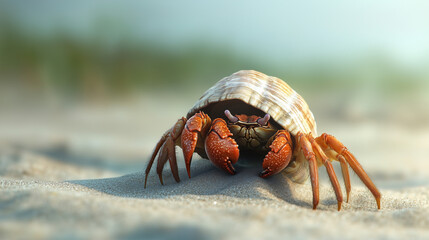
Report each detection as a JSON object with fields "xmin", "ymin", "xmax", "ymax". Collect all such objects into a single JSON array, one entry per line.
[
  {"xmin": 260, "ymin": 130, "xmax": 293, "ymax": 178},
  {"xmin": 204, "ymin": 118, "xmax": 239, "ymax": 175}
]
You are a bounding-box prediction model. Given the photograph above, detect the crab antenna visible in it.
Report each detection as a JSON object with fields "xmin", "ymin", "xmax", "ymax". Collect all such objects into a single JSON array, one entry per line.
[
  {"xmin": 257, "ymin": 113, "xmax": 270, "ymax": 126},
  {"xmin": 224, "ymin": 110, "xmax": 238, "ymax": 123}
]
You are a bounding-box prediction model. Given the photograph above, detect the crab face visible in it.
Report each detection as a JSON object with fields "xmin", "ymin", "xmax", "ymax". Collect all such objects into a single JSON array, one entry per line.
[{"xmin": 224, "ymin": 110, "xmax": 278, "ymax": 152}]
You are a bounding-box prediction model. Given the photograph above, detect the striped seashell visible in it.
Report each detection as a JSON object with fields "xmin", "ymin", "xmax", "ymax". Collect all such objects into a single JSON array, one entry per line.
[
  {"xmin": 187, "ymin": 70, "xmax": 317, "ymax": 136},
  {"xmin": 186, "ymin": 70, "xmax": 317, "ymax": 183}
]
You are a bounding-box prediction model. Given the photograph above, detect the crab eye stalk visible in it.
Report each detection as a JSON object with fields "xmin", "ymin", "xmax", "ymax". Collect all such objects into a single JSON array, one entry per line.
[
  {"xmin": 257, "ymin": 113, "xmax": 270, "ymax": 126},
  {"xmin": 224, "ymin": 110, "xmax": 238, "ymax": 123}
]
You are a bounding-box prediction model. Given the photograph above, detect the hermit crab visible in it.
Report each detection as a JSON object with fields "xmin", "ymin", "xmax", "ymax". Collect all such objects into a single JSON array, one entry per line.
[{"xmin": 144, "ymin": 70, "xmax": 380, "ymax": 210}]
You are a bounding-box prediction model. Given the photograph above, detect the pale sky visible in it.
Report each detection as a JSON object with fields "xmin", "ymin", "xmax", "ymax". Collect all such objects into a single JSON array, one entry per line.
[{"xmin": 3, "ymin": 0, "xmax": 429, "ymax": 67}]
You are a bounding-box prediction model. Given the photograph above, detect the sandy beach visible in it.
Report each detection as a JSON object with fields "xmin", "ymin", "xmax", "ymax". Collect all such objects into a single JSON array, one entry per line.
[
  {"xmin": 1, "ymin": 98, "xmax": 429, "ymax": 240},
  {"xmin": 2, "ymin": 1, "xmax": 429, "ymax": 239}
]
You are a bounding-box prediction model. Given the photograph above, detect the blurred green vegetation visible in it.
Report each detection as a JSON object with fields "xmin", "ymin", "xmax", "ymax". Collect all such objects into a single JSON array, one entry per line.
[
  {"xmin": 0, "ymin": 13, "xmax": 427, "ymax": 104},
  {"xmin": 0, "ymin": 16, "xmax": 253, "ymax": 101}
]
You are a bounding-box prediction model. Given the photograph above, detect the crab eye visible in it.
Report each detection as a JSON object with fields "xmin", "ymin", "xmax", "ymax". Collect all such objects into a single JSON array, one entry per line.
[
  {"xmin": 257, "ymin": 113, "xmax": 270, "ymax": 126},
  {"xmin": 224, "ymin": 110, "xmax": 238, "ymax": 123}
]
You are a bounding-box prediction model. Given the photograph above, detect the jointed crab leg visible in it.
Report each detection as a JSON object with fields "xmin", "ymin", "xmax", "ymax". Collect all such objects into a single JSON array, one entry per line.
[
  {"xmin": 316, "ymin": 133, "xmax": 381, "ymax": 209},
  {"xmin": 297, "ymin": 132, "xmax": 320, "ymax": 210},
  {"xmin": 156, "ymin": 137, "xmax": 179, "ymax": 185},
  {"xmin": 337, "ymin": 155, "xmax": 351, "ymax": 202},
  {"xmin": 308, "ymin": 134, "xmax": 343, "ymax": 211},
  {"xmin": 315, "ymin": 137, "xmax": 352, "ymax": 202},
  {"xmin": 144, "ymin": 117, "xmax": 186, "ymax": 188},
  {"xmin": 144, "ymin": 132, "xmax": 167, "ymax": 188},
  {"xmin": 181, "ymin": 112, "xmax": 212, "ymax": 178}
]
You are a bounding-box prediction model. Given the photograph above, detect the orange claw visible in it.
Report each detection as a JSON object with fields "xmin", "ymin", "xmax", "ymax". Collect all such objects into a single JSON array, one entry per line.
[
  {"xmin": 204, "ymin": 118, "xmax": 239, "ymax": 175},
  {"xmin": 260, "ymin": 130, "xmax": 293, "ymax": 178},
  {"xmin": 181, "ymin": 112, "xmax": 212, "ymax": 178}
]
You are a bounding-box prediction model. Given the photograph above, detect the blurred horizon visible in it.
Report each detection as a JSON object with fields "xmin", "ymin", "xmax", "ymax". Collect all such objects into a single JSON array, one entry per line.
[{"xmin": 1, "ymin": 1, "xmax": 428, "ymax": 127}]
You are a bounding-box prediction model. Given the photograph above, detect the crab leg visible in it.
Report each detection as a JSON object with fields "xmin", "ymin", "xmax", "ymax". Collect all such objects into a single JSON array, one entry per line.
[
  {"xmin": 297, "ymin": 132, "xmax": 319, "ymax": 210},
  {"xmin": 156, "ymin": 137, "xmax": 179, "ymax": 185},
  {"xmin": 204, "ymin": 118, "xmax": 239, "ymax": 175},
  {"xmin": 144, "ymin": 117, "xmax": 186, "ymax": 188},
  {"xmin": 337, "ymin": 155, "xmax": 351, "ymax": 202},
  {"xmin": 260, "ymin": 130, "xmax": 293, "ymax": 178},
  {"xmin": 181, "ymin": 112, "xmax": 212, "ymax": 178},
  {"xmin": 307, "ymin": 134, "xmax": 343, "ymax": 211},
  {"xmin": 315, "ymin": 137, "xmax": 352, "ymax": 203},
  {"xmin": 316, "ymin": 133, "xmax": 381, "ymax": 209}
]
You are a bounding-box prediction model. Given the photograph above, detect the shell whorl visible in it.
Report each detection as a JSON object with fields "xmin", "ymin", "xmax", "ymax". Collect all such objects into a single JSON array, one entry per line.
[{"xmin": 188, "ymin": 70, "xmax": 317, "ymax": 136}]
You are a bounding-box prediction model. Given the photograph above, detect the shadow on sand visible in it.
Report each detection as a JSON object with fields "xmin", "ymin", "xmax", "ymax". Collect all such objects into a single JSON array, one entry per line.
[{"xmin": 68, "ymin": 159, "xmax": 314, "ymax": 209}]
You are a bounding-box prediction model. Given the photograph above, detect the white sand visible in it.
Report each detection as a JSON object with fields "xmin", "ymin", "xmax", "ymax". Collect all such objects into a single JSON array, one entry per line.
[{"xmin": 1, "ymin": 101, "xmax": 429, "ymax": 240}]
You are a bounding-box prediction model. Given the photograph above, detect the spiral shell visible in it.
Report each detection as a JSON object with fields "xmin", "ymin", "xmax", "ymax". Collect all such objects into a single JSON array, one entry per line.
[{"xmin": 187, "ymin": 70, "xmax": 317, "ymax": 136}]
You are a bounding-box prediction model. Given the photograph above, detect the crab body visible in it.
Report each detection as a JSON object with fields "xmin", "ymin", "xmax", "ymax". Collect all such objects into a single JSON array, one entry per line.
[
  {"xmin": 145, "ymin": 70, "xmax": 381, "ymax": 211},
  {"xmin": 227, "ymin": 114, "xmax": 278, "ymax": 153}
]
